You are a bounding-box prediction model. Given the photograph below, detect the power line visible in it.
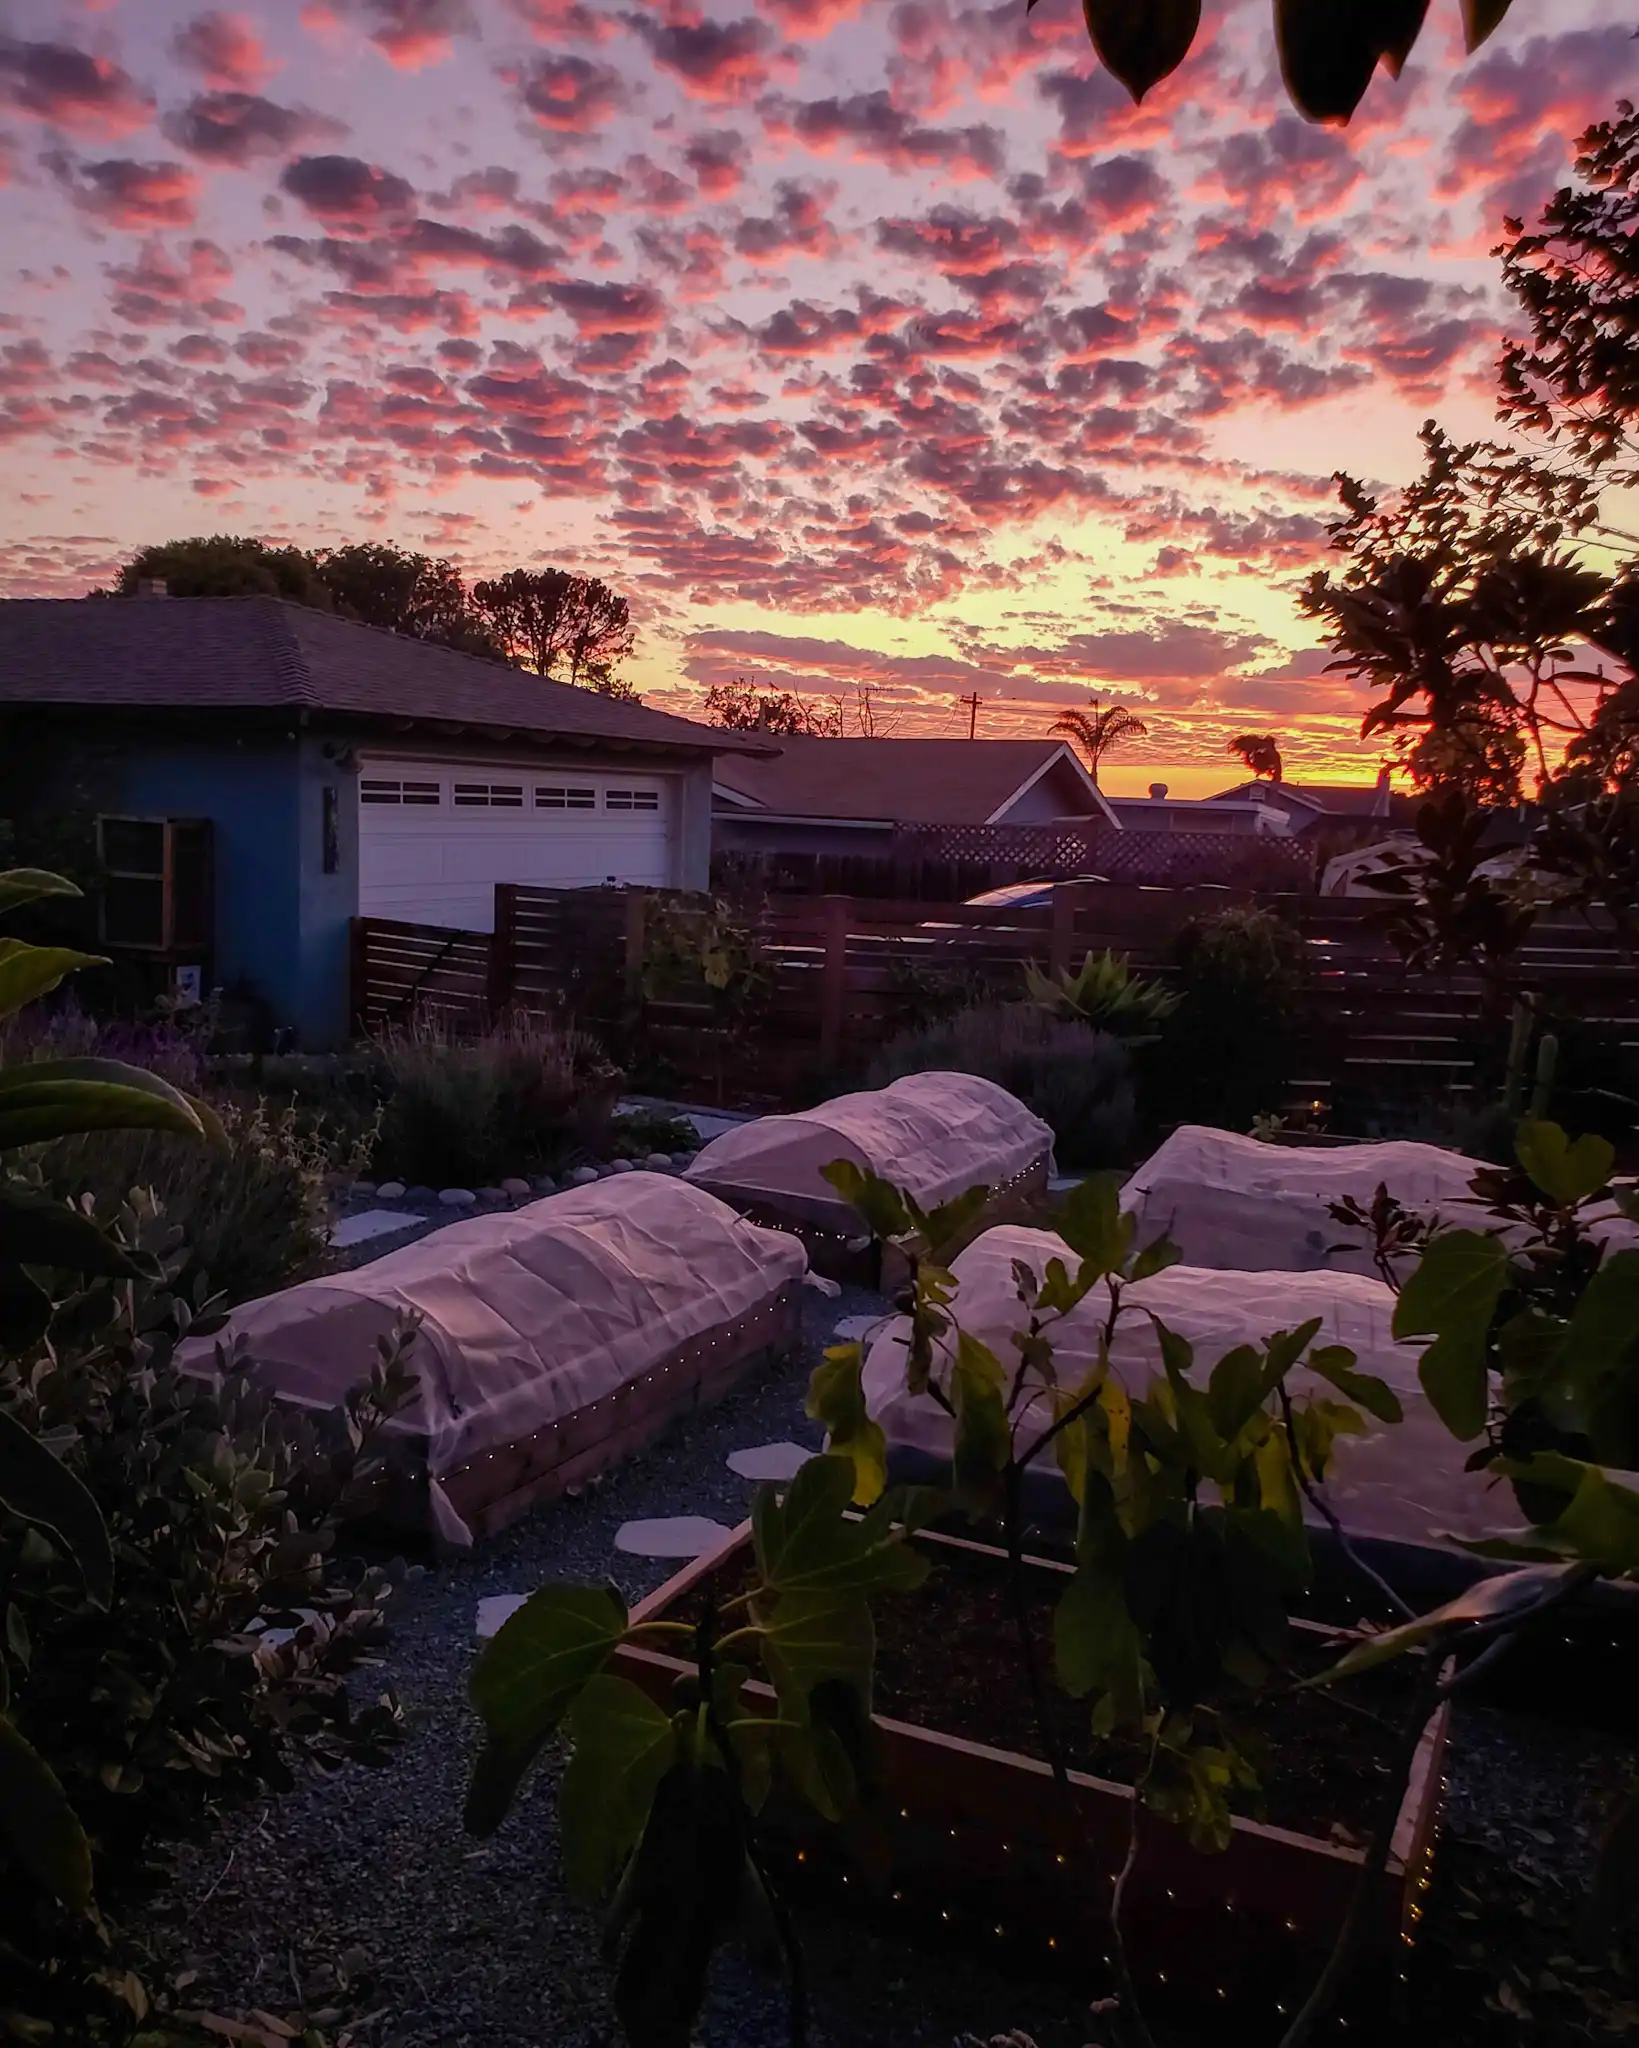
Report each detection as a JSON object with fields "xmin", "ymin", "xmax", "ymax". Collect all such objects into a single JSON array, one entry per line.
[{"xmin": 959, "ymin": 691, "xmax": 983, "ymax": 738}]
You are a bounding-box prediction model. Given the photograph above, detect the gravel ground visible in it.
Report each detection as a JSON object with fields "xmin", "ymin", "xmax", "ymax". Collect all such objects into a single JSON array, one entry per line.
[
  {"xmin": 151, "ymin": 1260, "xmax": 1636, "ymax": 2048},
  {"xmin": 153, "ymin": 1281, "xmax": 1094, "ymax": 2048}
]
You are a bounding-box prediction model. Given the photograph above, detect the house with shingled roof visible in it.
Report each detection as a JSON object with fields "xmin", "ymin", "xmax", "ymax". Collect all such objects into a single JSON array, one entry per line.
[
  {"xmin": 0, "ymin": 593, "xmax": 773, "ymax": 1046},
  {"xmin": 712, "ymin": 736, "xmax": 1121, "ymax": 860}
]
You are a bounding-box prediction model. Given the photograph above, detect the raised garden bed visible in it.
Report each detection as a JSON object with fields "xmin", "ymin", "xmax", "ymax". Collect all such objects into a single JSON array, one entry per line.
[{"xmin": 613, "ymin": 1521, "xmax": 1448, "ymax": 2025}]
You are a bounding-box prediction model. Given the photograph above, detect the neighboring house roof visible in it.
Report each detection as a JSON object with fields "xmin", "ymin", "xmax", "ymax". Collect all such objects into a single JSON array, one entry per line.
[
  {"xmin": 1210, "ymin": 776, "xmax": 1396, "ymax": 818},
  {"xmin": 711, "ymin": 737, "xmax": 1120, "ymax": 828},
  {"xmin": 0, "ymin": 596, "xmax": 772, "ymax": 756},
  {"xmin": 1104, "ymin": 795, "xmax": 1290, "ymax": 836}
]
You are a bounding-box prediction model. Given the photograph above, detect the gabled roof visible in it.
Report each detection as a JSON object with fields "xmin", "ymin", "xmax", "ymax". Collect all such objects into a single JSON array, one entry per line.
[
  {"xmin": 712, "ymin": 736, "xmax": 1119, "ymax": 828},
  {"xmin": 1210, "ymin": 778, "xmax": 1392, "ymax": 816},
  {"xmin": 0, "ymin": 597, "xmax": 772, "ymax": 757}
]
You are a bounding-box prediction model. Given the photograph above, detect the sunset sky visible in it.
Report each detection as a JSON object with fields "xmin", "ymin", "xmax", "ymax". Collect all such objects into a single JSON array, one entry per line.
[{"xmin": 1, "ymin": 0, "xmax": 1634, "ymax": 794}]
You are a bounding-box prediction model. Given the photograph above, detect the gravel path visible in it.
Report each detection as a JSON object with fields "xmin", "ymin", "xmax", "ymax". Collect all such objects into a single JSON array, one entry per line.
[
  {"xmin": 154, "ymin": 1283, "xmax": 1095, "ymax": 2048},
  {"xmin": 152, "ymin": 1266, "xmax": 1636, "ymax": 2048}
]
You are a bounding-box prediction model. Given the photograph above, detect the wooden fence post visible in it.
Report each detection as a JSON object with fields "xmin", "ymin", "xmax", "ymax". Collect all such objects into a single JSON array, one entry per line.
[
  {"xmin": 489, "ymin": 884, "xmax": 518, "ymax": 1019},
  {"xmin": 819, "ymin": 894, "xmax": 850, "ymax": 1069},
  {"xmin": 623, "ymin": 889, "xmax": 647, "ymax": 1020},
  {"xmin": 1049, "ymin": 883, "xmax": 1076, "ymax": 978},
  {"xmin": 348, "ymin": 916, "xmax": 368, "ymax": 1041}
]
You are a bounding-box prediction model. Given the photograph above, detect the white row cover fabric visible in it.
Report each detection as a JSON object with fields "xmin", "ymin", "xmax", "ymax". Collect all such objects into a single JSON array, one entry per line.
[
  {"xmin": 863, "ymin": 1224, "xmax": 1497, "ymax": 1554},
  {"xmin": 1121, "ymin": 1126, "xmax": 1487, "ymax": 1277},
  {"xmin": 682, "ymin": 1072, "xmax": 1053, "ymax": 1228},
  {"xmin": 179, "ymin": 1173, "xmax": 807, "ymax": 1544}
]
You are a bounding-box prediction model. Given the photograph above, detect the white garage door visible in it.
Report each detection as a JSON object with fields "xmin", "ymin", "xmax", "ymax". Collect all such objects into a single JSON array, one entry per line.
[{"xmin": 357, "ymin": 759, "xmax": 676, "ymax": 929}]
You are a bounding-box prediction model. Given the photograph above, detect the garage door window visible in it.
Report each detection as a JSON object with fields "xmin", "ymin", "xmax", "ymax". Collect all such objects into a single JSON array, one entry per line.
[
  {"xmin": 605, "ymin": 788, "xmax": 660, "ymax": 811},
  {"xmin": 536, "ymin": 785, "xmax": 596, "ymax": 809},
  {"xmin": 361, "ymin": 777, "xmax": 440, "ymax": 805},
  {"xmin": 453, "ymin": 782, "xmax": 524, "ymax": 808}
]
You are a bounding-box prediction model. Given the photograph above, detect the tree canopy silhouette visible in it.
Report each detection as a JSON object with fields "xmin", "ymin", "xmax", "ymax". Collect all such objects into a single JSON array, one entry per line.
[
  {"xmin": 1051, "ymin": 701, "xmax": 1148, "ymax": 782},
  {"xmin": 1229, "ymin": 734, "xmax": 1284, "ymax": 782},
  {"xmin": 469, "ymin": 569, "xmax": 637, "ymax": 698},
  {"xmin": 704, "ymin": 679, "xmax": 842, "ymax": 736}
]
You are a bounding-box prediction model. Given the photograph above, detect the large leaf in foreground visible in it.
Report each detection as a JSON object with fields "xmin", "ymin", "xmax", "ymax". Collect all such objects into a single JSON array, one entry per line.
[
  {"xmin": 1393, "ymin": 1229, "xmax": 1509, "ymax": 1440},
  {"xmin": 752, "ymin": 1453, "xmax": 927, "ymax": 1597},
  {"xmin": 0, "ymin": 1057, "xmax": 212, "ymax": 1151},
  {"xmin": 1321, "ymin": 1564, "xmax": 1572, "ymax": 1679},
  {"xmin": 805, "ymin": 1343, "xmax": 887, "ymax": 1508},
  {"xmin": 560, "ymin": 1675, "xmax": 678, "ymax": 1902},
  {"xmin": 0, "ymin": 1183, "xmax": 146, "ymax": 1279},
  {"xmin": 0, "ymin": 940, "xmax": 108, "ymax": 1024},
  {"xmin": 466, "ymin": 1581, "xmax": 628, "ymax": 1834},
  {"xmin": 0, "ymin": 869, "xmax": 82, "ymax": 916},
  {"xmin": 0, "ymin": 1408, "xmax": 113, "ymax": 1606},
  {"xmin": 0, "ymin": 1713, "xmax": 95, "ymax": 1914}
]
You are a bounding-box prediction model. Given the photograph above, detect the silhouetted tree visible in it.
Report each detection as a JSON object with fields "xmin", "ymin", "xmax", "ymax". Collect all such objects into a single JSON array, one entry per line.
[
  {"xmin": 318, "ymin": 543, "xmax": 503, "ymax": 657},
  {"xmin": 470, "ymin": 568, "xmax": 638, "ymax": 697},
  {"xmin": 705, "ymin": 679, "xmax": 842, "ymax": 735},
  {"xmin": 1229, "ymin": 733, "xmax": 1284, "ymax": 782},
  {"xmin": 109, "ymin": 535, "xmax": 331, "ymax": 606},
  {"xmin": 1051, "ymin": 700, "xmax": 1148, "ymax": 782}
]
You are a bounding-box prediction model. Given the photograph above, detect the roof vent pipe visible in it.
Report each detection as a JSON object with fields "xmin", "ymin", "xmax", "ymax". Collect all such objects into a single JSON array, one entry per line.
[
  {"xmin": 137, "ymin": 578, "xmax": 170, "ymax": 599},
  {"xmin": 1148, "ymin": 782, "xmax": 1168, "ymax": 799}
]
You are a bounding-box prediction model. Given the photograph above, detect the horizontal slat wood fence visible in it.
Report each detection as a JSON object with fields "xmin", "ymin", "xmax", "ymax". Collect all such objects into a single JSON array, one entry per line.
[{"xmin": 351, "ymin": 885, "xmax": 1639, "ymax": 1114}]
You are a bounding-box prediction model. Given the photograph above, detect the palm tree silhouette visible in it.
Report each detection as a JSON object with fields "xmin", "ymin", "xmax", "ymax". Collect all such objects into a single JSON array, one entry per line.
[
  {"xmin": 1051, "ymin": 699, "xmax": 1149, "ymax": 783},
  {"xmin": 1229, "ymin": 733, "xmax": 1284, "ymax": 782}
]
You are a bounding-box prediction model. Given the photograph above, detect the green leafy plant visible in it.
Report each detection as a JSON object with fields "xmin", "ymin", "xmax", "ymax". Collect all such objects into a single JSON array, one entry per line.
[
  {"xmin": 1146, "ymin": 905, "xmax": 1308, "ymax": 1132},
  {"xmin": 640, "ymin": 893, "xmax": 770, "ymax": 1012},
  {"xmin": 813, "ymin": 1159, "xmax": 1407, "ymax": 2036},
  {"xmin": 1021, "ymin": 949, "xmax": 1179, "ymax": 1042},
  {"xmin": 866, "ymin": 1004, "xmax": 1134, "ymax": 1169},
  {"xmin": 0, "ymin": 1197, "xmax": 418, "ymax": 2039},
  {"xmin": 464, "ymin": 1453, "xmax": 931, "ymax": 2048}
]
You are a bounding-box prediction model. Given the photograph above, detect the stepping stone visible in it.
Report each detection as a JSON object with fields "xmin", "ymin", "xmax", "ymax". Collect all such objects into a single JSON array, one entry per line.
[
  {"xmin": 1048, "ymin": 1174, "xmax": 1086, "ymax": 1194},
  {"xmin": 802, "ymin": 1271, "xmax": 841, "ymax": 1297},
  {"xmin": 614, "ymin": 1516, "xmax": 732, "ymax": 1559},
  {"xmin": 440, "ymin": 1187, "xmax": 478, "ymax": 1208},
  {"xmin": 501, "ymin": 1177, "xmax": 532, "ymax": 1197},
  {"xmin": 376, "ymin": 1181, "xmax": 406, "ymax": 1200},
  {"xmin": 727, "ymin": 1441, "xmax": 812, "ymax": 1483},
  {"xmin": 832, "ymin": 1312, "xmax": 888, "ymax": 1344},
  {"xmin": 475, "ymin": 1593, "xmax": 529, "ymax": 1640},
  {"xmin": 331, "ymin": 1209, "xmax": 421, "ymax": 1250}
]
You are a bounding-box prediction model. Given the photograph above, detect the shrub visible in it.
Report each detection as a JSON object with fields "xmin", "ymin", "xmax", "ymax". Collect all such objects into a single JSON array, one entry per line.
[
  {"xmin": 1021, "ymin": 947, "xmax": 1180, "ymax": 1040},
  {"xmin": 1146, "ymin": 905, "xmax": 1308, "ymax": 1132},
  {"xmin": 0, "ymin": 1192, "xmax": 415, "ymax": 2039},
  {"xmin": 38, "ymin": 1094, "xmax": 354, "ymax": 1308},
  {"xmin": 866, "ymin": 1003, "xmax": 1134, "ymax": 1168},
  {"xmin": 374, "ymin": 1010, "xmax": 621, "ymax": 1187}
]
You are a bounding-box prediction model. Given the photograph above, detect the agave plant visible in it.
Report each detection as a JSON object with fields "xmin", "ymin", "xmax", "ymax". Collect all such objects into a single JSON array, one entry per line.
[
  {"xmin": 0, "ymin": 866, "xmax": 218, "ymax": 1920},
  {"xmin": 1022, "ymin": 948, "xmax": 1180, "ymax": 1042}
]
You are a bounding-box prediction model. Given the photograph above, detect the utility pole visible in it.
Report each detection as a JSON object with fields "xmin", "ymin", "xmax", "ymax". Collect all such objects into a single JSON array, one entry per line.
[{"xmin": 960, "ymin": 691, "xmax": 983, "ymax": 739}]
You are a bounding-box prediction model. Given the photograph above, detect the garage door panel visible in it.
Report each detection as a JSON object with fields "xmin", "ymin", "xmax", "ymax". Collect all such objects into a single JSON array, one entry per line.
[{"xmin": 357, "ymin": 760, "xmax": 675, "ymax": 929}]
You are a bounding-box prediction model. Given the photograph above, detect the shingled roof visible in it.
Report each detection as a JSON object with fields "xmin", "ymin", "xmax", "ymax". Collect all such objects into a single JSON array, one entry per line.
[
  {"xmin": 713, "ymin": 736, "xmax": 1116, "ymax": 826},
  {"xmin": 0, "ymin": 596, "xmax": 772, "ymax": 756}
]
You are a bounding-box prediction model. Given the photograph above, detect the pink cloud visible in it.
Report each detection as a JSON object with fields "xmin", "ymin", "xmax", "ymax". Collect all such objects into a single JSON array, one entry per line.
[
  {"xmin": 170, "ymin": 12, "xmax": 276, "ymax": 92},
  {"xmin": 0, "ymin": 37, "xmax": 154, "ymax": 139},
  {"xmin": 516, "ymin": 54, "xmax": 628, "ymax": 134},
  {"xmin": 280, "ymin": 153, "xmax": 416, "ymax": 231},
  {"xmin": 48, "ymin": 152, "xmax": 200, "ymax": 229},
  {"xmin": 629, "ymin": 16, "xmax": 785, "ymax": 107}
]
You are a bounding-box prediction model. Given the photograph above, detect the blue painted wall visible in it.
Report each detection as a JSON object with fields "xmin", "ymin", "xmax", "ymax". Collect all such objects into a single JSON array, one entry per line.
[{"xmin": 116, "ymin": 729, "xmax": 358, "ymax": 1048}]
